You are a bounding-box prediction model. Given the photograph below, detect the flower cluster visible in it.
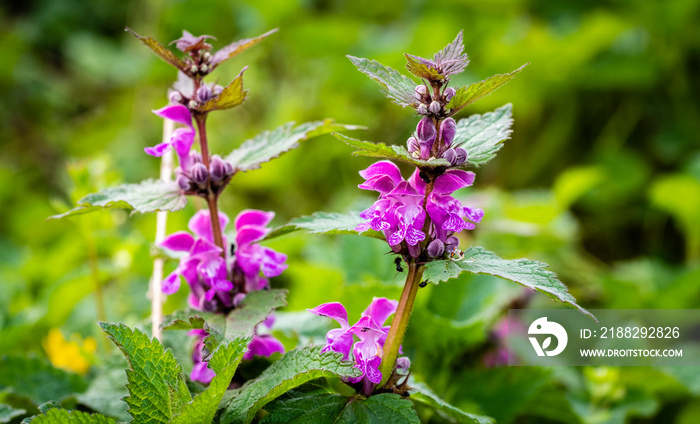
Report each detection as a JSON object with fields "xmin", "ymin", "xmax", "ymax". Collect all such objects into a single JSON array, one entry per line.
[
  {"xmin": 146, "ymin": 104, "xmax": 235, "ymax": 197},
  {"xmin": 357, "ymin": 160, "xmax": 483, "ymax": 258},
  {"xmin": 159, "ymin": 208, "xmax": 287, "ymax": 383},
  {"xmin": 308, "ymin": 298, "xmax": 409, "ymax": 394}
]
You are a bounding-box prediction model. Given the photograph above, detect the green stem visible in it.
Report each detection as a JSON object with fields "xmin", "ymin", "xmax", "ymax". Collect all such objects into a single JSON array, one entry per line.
[{"xmin": 379, "ymin": 261, "xmax": 424, "ymax": 386}]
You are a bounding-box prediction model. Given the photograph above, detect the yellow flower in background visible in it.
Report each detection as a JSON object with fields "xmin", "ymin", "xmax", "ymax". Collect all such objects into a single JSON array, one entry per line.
[{"xmin": 43, "ymin": 329, "xmax": 97, "ymax": 375}]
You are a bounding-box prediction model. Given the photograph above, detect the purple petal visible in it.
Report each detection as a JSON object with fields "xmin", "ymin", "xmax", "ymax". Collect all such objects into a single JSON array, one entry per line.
[
  {"xmin": 350, "ymin": 316, "xmax": 385, "ymax": 343},
  {"xmin": 160, "ymin": 231, "xmax": 195, "ymax": 252},
  {"xmin": 144, "ymin": 142, "xmax": 171, "ymax": 157},
  {"xmin": 236, "ymin": 226, "xmax": 269, "ymax": 246},
  {"xmin": 244, "ymin": 334, "xmax": 285, "ymax": 360},
  {"xmin": 153, "ymin": 104, "xmax": 193, "ymax": 128},
  {"xmin": 359, "ymin": 161, "xmax": 403, "ymax": 185},
  {"xmin": 235, "ymin": 209, "xmax": 274, "ymax": 230},
  {"xmin": 363, "ymin": 355, "xmax": 383, "ymax": 384},
  {"xmin": 439, "ymin": 118, "xmax": 457, "ymax": 147},
  {"xmin": 308, "ymin": 302, "xmax": 350, "ymax": 329},
  {"xmin": 188, "ymin": 210, "xmax": 230, "ymax": 242},
  {"xmin": 260, "ymin": 247, "xmax": 288, "ymax": 278},
  {"xmin": 433, "ymin": 170, "xmax": 475, "ymax": 194},
  {"xmin": 324, "ymin": 329, "xmax": 354, "ymax": 360},
  {"xmin": 361, "ymin": 298, "xmax": 398, "ymax": 327},
  {"xmin": 190, "ymin": 361, "xmax": 215, "ymax": 384},
  {"xmin": 171, "ymin": 128, "xmax": 195, "ymax": 170},
  {"xmin": 190, "ymin": 238, "xmax": 222, "ymax": 259},
  {"xmin": 161, "ymin": 271, "xmax": 181, "ymax": 295}
]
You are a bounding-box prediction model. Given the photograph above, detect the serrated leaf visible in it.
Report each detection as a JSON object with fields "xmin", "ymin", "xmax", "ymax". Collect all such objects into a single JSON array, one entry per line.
[
  {"xmin": 452, "ymin": 104, "xmax": 513, "ymax": 167},
  {"xmin": 0, "ymin": 356, "xmax": 86, "ymax": 405},
  {"xmin": 226, "ymin": 120, "xmax": 363, "ymax": 172},
  {"xmin": 405, "ymin": 54, "xmax": 443, "ymax": 81},
  {"xmin": 220, "ymin": 346, "xmax": 362, "ymax": 424},
  {"xmin": 161, "ymin": 309, "xmax": 219, "ymax": 331},
  {"xmin": 49, "ymin": 179, "xmax": 186, "ymax": 219},
  {"xmin": 409, "ymin": 381, "xmax": 493, "ymax": 424},
  {"xmin": 447, "ymin": 64, "xmax": 528, "ymax": 115},
  {"xmin": 211, "ymin": 29, "xmax": 278, "ymax": 66},
  {"xmin": 262, "ymin": 393, "xmax": 420, "ymax": 424},
  {"xmin": 333, "ymin": 133, "xmax": 450, "ymax": 169},
  {"xmin": 347, "ymin": 56, "xmax": 417, "ymax": 107},
  {"xmin": 27, "ymin": 408, "xmax": 115, "ymax": 424},
  {"xmin": 204, "ymin": 289, "xmax": 287, "ymax": 354},
  {"xmin": 126, "ymin": 28, "xmax": 188, "ymax": 73},
  {"xmin": 171, "ymin": 339, "xmax": 248, "ymax": 424},
  {"xmin": 199, "ymin": 67, "xmax": 248, "ymax": 112},
  {"xmin": 422, "ymin": 247, "xmax": 595, "ymax": 319},
  {"xmin": 433, "ymin": 31, "xmax": 469, "ymax": 76},
  {"xmin": 265, "ymin": 211, "xmax": 385, "ymax": 241},
  {"xmin": 0, "ymin": 403, "xmax": 26, "ymax": 422},
  {"xmin": 99, "ymin": 322, "xmax": 191, "ymax": 424}
]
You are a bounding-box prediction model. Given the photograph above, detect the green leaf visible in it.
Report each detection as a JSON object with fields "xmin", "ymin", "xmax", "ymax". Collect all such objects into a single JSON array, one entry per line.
[
  {"xmin": 98, "ymin": 322, "xmax": 191, "ymax": 424},
  {"xmin": 126, "ymin": 28, "xmax": 188, "ymax": 73},
  {"xmin": 405, "ymin": 54, "xmax": 442, "ymax": 81},
  {"xmin": 446, "ymin": 64, "xmax": 528, "ymax": 115},
  {"xmin": 161, "ymin": 309, "xmax": 219, "ymax": 331},
  {"xmin": 49, "ymin": 179, "xmax": 186, "ymax": 219},
  {"xmin": 265, "ymin": 211, "xmax": 385, "ymax": 241},
  {"xmin": 226, "ymin": 120, "xmax": 364, "ymax": 172},
  {"xmin": 333, "ymin": 133, "xmax": 450, "ymax": 168},
  {"xmin": 219, "ymin": 346, "xmax": 362, "ymax": 424},
  {"xmin": 261, "ymin": 393, "xmax": 420, "ymax": 424},
  {"xmin": 199, "ymin": 67, "xmax": 248, "ymax": 112},
  {"xmin": 452, "ymin": 104, "xmax": 513, "ymax": 167},
  {"xmin": 422, "ymin": 247, "xmax": 594, "ymax": 319},
  {"xmin": 0, "ymin": 403, "xmax": 26, "ymax": 423},
  {"xmin": 171, "ymin": 339, "xmax": 248, "ymax": 424},
  {"xmin": 75, "ymin": 356, "xmax": 130, "ymax": 423},
  {"xmin": 204, "ymin": 289, "xmax": 287, "ymax": 354},
  {"xmin": 410, "ymin": 381, "xmax": 493, "ymax": 424},
  {"xmin": 27, "ymin": 408, "xmax": 116, "ymax": 424},
  {"xmin": 347, "ymin": 56, "xmax": 417, "ymax": 108},
  {"xmin": 0, "ymin": 356, "xmax": 86, "ymax": 405},
  {"xmin": 211, "ymin": 29, "xmax": 278, "ymax": 66}
]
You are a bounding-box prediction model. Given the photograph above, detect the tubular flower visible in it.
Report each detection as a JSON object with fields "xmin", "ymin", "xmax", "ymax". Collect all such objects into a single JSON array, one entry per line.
[{"xmin": 308, "ymin": 297, "xmax": 406, "ymax": 394}]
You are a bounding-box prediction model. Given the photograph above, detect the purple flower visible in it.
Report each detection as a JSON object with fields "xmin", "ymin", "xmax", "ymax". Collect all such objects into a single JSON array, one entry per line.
[
  {"xmin": 308, "ymin": 297, "xmax": 404, "ymax": 394},
  {"xmin": 244, "ymin": 315, "xmax": 285, "ymax": 360},
  {"xmin": 233, "ymin": 210, "xmax": 288, "ymax": 292},
  {"xmin": 189, "ymin": 329, "xmax": 216, "ymax": 384},
  {"xmin": 146, "ymin": 104, "xmax": 195, "ymax": 172},
  {"xmin": 171, "ymin": 31, "xmax": 215, "ymax": 53}
]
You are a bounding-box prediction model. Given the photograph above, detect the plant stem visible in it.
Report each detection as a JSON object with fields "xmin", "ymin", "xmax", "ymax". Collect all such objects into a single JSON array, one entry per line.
[
  {"xmin": 195, "ymin": 114, "xmax": 211, "ymax": 168},
  {"xmin": 379, "ymin": 260, "xmax": 424, "ymax": 387},
  {"xmin": 194, "ymin": 113, "xmax": 225, "ymax": 254}
]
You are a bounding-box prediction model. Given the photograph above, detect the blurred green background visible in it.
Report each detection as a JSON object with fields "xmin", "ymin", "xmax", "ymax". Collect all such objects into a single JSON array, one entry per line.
[{"xmin": 1, "ymin": 0, "xmax": 699, "ymax": 423}]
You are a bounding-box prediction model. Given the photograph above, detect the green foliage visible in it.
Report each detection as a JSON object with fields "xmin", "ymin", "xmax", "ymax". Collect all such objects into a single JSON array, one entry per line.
[
  {"xmin": 649, "ymin": 174, "xmax": 700, "ymax": 262},
  {"xmin": 266, "ymin": 211, "xmax": 384, "ymax": 241},
  {"xmin": 404, "ymin": 55, "xmax": 442, "ymax": 82},
  {"xmin": 226, "ymin": 120, "xmax": 364, "ymax": 172},
  {"xmin": 0, "ymin": 403, "xmax": 26, "ymax": 423},
  {"xmin": 49, "ymin": 180, "xmax": 186, "ymax": 219},
  {"xmin": 446, "ymin": 64, "xmax": 528, "ymax": 116},
  {"xmin": 99, "ymin": 322, "xmax": 191, "ymax": 424},
  {"xmin": 220, "ymin": 346, "xmax": 362, "ymax": 424},
  {"xmin": 28, "ymin": 408, "xmax": 115, "ymax": 424},
  {"xmin": 171, "ymin": 339, "xmax": 248, "ymax": 424},
  {"xmin": 204, "ymin": 289, "xmax": 287, "ymax": 353},
  {"xmin": 333, "ymin": 133, "xmax": 450, "ymax": 168},
  {"xmin": 346, "ymin": 56, "xmax": 417, "ymax": 107},
  {"xmin": 452, "ymin": 104, "xmax": 513, "ymax": 168},
  {"xmin": 0, "ymin": 356, "xmax": 86, "ymax": 405},
  {"xmin": 423, "ymin": 247, "xmax": 594, "ymax": 319},
  {"xmin": 125, "ymin": 28, "xmax": 188, "ymax": 74},
  {"xmin": 262, "ymin": 393, "xmax": 420, "ymax": 424},
  {"xmin": 161, "ymin": 309, "xmax": 218, "ymax": 331},
  {"xmin": 410, "ymin": 382, "xmax": 493, "ymax": 424},
  {"xmin": 199, "ymin": 68, "xmax": 248, "ymax": 112}
]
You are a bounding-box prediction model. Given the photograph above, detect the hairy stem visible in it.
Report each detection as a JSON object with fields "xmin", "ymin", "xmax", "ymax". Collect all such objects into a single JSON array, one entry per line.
[
  {"xmin": 194, "ymin": 113, "xmax": 225, "ymax": 254},
  {"xmin": 195, "ymin": 114, "xmax": 211, "ymax": 168},
  {"xmin": 379, "ymin": 260, "xmax": 424, "ymax": 387}
]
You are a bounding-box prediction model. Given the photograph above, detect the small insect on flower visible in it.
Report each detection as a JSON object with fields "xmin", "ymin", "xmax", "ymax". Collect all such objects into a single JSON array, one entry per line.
[
  {"xmin": 394, "ymin": 257, "xmax": 404, "ymax": 272},
  {"xmin": 419, "ymin": 171, "xmax": 430, "ymax": 184},
  {"xmin": 419, "ymin": 281, "xmax": 428, "ymax": 288}
]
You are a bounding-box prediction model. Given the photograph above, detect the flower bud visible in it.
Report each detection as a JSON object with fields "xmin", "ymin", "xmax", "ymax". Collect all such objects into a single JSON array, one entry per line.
[
  {"xmin": 212, "ymin": 84, "xmax": 224, "ymax": 96},
  {"xmin": 443, "ymin": 87, "xmax": 456, "ymax": 102},
  {"xmin": 195, "ymin": 85, "xmax": 212, "ymax": 103},
  {"xmin": 191, "ymin": 163, "xmax": 209, "ymax": 184},
  {"xmin": 168, "ymin": 91, "xmax": 183, "ymax": 104},
  {"xmin": 407, "ymin": 136, "xmax": 419, "ymax": 153},
  {"xmin": 223, "ymin": 160, "xmax": 234, "ymax": 176},
  {"xmin": 417, "ymin": 103, "xmax": 428, "ymax": 115},
  {"xmin": 200, "ymin": 64, "xmax": 209, "ymax": 74},
  {"xmin": 416, "ymin": 117, "xmax": 436, "ymax": 145},
  {"xmin": 177, "ymin": 175, "xmax": 191, "ymax": 190},
  {"xmin": 427, "ymin": 239, "xmax": 445, "ymax": 258},
  {"xmin": 455, "ymin": 147, "xmax": 468, "ymax": 165},
  {"xmin": 209, "ymin": 154, "xmax": 226, "ymax": 182},
  {"xmin": 429, "ymin": 101, "xmax": 441, "ymax": 114},
  {"xmin": 190, "ymin": 150, "xmax": 202, "ymax": 164},
  {"xmin": 202, "ymin": 52, "xmax": 212, "ymax": 62},
  {"xmin": 443, "ymin": 148, "xmax": 458, "ymax": 165},
  {"xmin": 190, "ymin": 65, "xmax": 199, "ymax": 74},
  {"xmin": 414, "ymin": 85, "xmax": 427, "ymax": 100},
  {"xmin": 188, "ymin": 100, "xmax": 198, "ymax": 109},
  {"xmin": 439, "ymin": 118, "xmax": 457, "ymax": 147},
  {"xmin": 445, "ymin": 236, "xmax": 460, "ymax": 253},
  {"xmin": 396, "ymin": 356, "xmax": 411, "ymax": 372}
]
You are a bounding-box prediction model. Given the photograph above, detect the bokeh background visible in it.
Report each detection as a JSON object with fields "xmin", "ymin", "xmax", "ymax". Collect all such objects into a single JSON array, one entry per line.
[{"xmin": 1, "ymin": 0, "xmax": 699, "ymax": 423}]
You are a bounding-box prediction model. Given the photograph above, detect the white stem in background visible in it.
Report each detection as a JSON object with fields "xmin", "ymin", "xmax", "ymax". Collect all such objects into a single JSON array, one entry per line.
[{"xmin": 150, "ymin": 118, "xmax": 175, "ymax": 340}]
